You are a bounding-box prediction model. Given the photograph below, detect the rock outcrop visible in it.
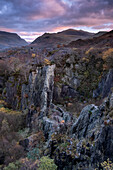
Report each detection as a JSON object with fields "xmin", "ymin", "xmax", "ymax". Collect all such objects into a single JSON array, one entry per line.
[
  {"xmin": 93, "ymin": 69, "xmax": 113, "ymax": 98},
  {"xmin": 72, "ymin": 104, "xmax": 103, "ymax": 139},
  {"xmin": 3, "ymin": 65, "xmax": 55, "ymax": 129},
  {"xmin": 21, "ymin": 65, "xmax": 55, "ymax": 117}
]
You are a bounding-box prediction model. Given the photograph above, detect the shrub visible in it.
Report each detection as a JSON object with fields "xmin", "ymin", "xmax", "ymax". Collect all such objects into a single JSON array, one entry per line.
[
  {"xmin": 20, "ymin": 158, "xmax": 39, "ymax": 169},
  {"xmin": 102, "ymin": 48, "xmax": 113, "ymax": 69},
  {"xmin": 102, "ymin": 48, "xmax": 113, "ymax": 60},
  {"xmin": 85, "ymin": 47, "xmax": 94, "ymax": 55},
  {"xmin": 0, "ymin": 60, "xmax": 10, "ymax": 77},
  {"xmin": 44, "ymin": 58, "xmax": 51, "ymax": 65},
  {"xmin": 4, "ymin": 161, "xmax": 21, "ymax": 170},
  {"xmin": 39, "ymin": 156, "xmax": 57, "ymax": 170},
  {"xmin": 1, "ymin": 118, "xmax": 10, "ymax": 134},
  {"xmin": 27, "ymin": 146, "xmax": 40, "ymax": 160},
  {"xmin": 32, "ymin": 53, "xmax": 36, "ymax": 58},
  {"xmin": 101, "ymin": 158, "xmax": 113, "ymax": 170}
]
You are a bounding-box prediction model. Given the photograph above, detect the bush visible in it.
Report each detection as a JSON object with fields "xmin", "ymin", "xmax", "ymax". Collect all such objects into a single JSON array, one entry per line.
[
  {"xmin": 102, "ymin": 48, "xmax": 113, "ymax": 69},
  {"xmin": 39, "ymin": 156, "xmax": 57, "ymax": 170},
  {"xmin": 27, "ymin": 146, "xmax": 40, "ymax": 161},
  {"xmin": 4, "ymin": 161, "xmax": 21, "ymax": 170}
]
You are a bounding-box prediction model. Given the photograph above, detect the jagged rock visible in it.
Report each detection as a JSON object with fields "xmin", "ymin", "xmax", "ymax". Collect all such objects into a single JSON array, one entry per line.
[
  {"xmin": 4, "ymin": 76, "xmax": 21, "ymax": 109},
  {"xmin": 93, "ymin": 69, "xmax": 113, "ymax": 98},
  {"xmin": 71, "ymin": 102, "xmax": 113, "ymax": 167},
  {"xmin": 56, "ymin": 106, "xmax": 71, "ymax": 122},
  {"xmin": 71, "ymin": 77, "xmax": 80, "ymax": 90},
  {"xmin": 110, "ymin": 92, "xmax": 113, "ymax": 109},
  {"xmin": 21, "ymin": 65, "xmax": 55, "ymax": 118},
  {"xmin": 91, "ymin": 125, "xmax": 113, "ymax": 164},
  {"xmin": 43, "ymin": 104, "xmax": 71, "ymax": 139},
  {"xmin": 72, "ymin": 104, "xmax": 103, "ymax": 139},
  {"xmin": 4, "ymin": 65, "xmax": 55, "ymax": 115},
  {"xmin": 43, "ymin": 117, "xmax": 59, "ymax": 139},
  {"xmin": 65, "ymin": 67, "xmax": 74, "ymax": 77}
]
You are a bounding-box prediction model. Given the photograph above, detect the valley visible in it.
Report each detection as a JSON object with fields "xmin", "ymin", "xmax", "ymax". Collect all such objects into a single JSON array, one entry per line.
[{"xmin": 0, "ymin": 29, "xmax": 113, "ymax": 169}]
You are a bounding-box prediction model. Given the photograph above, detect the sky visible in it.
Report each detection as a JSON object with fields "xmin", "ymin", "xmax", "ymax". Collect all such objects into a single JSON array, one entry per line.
[{"xmin": 0, "ymin": 0, "xmax": 113, "ymax": 42}]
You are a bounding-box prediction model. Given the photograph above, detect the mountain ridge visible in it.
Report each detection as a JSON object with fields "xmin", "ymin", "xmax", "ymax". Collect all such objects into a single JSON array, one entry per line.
[
  {"xmin": 31, "ymin": 29, "xmax": 95, "ymax": 47},
  {"xmin": 0, "ymin": 31, "xmax": 28, "ymax": 50},
  {"xmin": 67, "ymin": 29, "xmax": 113, "ymax": 48}
]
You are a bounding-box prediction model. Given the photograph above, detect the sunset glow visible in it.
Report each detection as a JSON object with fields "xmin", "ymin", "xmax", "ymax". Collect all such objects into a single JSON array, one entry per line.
[{"xmin": 0, "ymin": 0, "xmax": 113, "ymax": 42}]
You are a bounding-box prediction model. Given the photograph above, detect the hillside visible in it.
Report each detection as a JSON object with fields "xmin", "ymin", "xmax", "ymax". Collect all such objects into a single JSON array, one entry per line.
[
  {"xmin": 31, "ymin": 29, "xmax": 95, "ymax": 48},
  {"xmin": 0, "ymin": 31, "xmax": 28, "ymax": 50},
  {"xmin": 68, "ymin": 30, "xmax": 113, "ymax": 48}
]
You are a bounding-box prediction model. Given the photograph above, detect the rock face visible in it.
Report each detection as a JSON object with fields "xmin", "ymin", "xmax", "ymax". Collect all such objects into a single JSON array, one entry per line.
[
  {"xmin": 71, "ymin": 101, "xmax": 113, "ymax": 168},
  {"xmin": 2, "ymin": 49, "xmax": 113, "ymax": 169},
  {"xmin": 53, "ymin": 54, "xmax": 80, "ymax": 103},
  {"xmin": 4, "ymin": 65, "xmax": 55, "ymax": 111},
  {"xmin": 21, "ymin": 65, "xmax": 55, "ymax": 117},
  {"xmin": 92, "ymin": 126, "xmax": 113, "ymax": 164},
  {"xmin": 3, "ymin": 65, "xmax": 55, "ymax": 129},
  {"xmin": 72, "ymin": 104, "xmax": 103, "ymax": 139},
  {"xmin": 93, "ymin": 69, "xmax": 113, "ymax": 98},
  {"xmin": 110, "ymin": 92, "xmax": 113, "ymax": 109},
  {"xmin": 43, "ymin": 104, "xmax": 71, "ymax": 139}
]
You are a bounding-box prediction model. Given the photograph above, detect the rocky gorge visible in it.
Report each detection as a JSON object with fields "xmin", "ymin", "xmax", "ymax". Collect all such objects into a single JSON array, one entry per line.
[{"xmin": 0, "ymin": 30, "xmax": 113, "ymax": 169}]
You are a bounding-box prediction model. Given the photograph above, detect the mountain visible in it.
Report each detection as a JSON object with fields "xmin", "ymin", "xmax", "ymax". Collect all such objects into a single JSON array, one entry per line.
[
  {"xmin": 92, "ymin": 31, "xmax": 107, "ymax": 38},
  {"xmin": 0, "ymin": 31, "xmax": 28, "ymax": 50},
  {"xmin": 67, "ymin": 30, "xmax": 113, "ymax": 48},
  {"xmin": 31, "ymin": 29, "xmax": 95, "ymax": 47}
]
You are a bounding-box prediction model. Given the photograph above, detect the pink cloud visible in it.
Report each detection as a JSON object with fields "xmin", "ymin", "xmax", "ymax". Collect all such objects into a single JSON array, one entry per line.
[
  {"xmin": 0, "ymin": 27, "xmax": 16, "ymax": 32},
  {"xmin": 29, "ymin": 0, "xmax": 66, "ymax": 20}
]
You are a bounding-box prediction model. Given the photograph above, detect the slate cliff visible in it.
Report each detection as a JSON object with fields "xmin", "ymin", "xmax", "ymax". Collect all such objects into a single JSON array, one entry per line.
[{"xmin": 1, "ymin": 61, "xmax": 113, "ymax": 169}]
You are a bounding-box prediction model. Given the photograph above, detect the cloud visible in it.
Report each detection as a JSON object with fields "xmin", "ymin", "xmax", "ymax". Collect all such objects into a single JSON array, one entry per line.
[{"xmin": 0, "ymin": 0, "xmax": 113, "ymax": 41}]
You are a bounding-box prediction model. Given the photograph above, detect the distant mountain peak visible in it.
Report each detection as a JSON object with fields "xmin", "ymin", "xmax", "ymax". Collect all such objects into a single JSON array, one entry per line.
[
  {"xmin": 31, "ymin": 29, "xmax": 94, "ymax": 47},
  {"xmin": 0, "ymin": 31, "xmax": 28, "ymax": 50}
]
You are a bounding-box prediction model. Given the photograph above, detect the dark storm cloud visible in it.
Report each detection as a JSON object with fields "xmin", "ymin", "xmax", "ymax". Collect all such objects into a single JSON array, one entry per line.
[{"xmin": 0, "ymin": 0, "xmax": 113, "ymax": 40}]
